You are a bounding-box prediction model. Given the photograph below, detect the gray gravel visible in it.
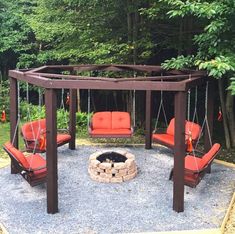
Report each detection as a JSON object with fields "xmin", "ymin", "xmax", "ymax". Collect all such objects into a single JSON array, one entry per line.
[{"xmin": 0, "ymin": 145, "xmax": 234, "ymax": 234}]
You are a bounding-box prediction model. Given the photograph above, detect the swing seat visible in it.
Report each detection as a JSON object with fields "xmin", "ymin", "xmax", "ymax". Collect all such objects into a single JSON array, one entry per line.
[
  {"xmin": 21, "ymin": 119, "xmax": 71, "ymax": 153},
  {"xmin": 152, "ymin": 118, "xmax": 201, "ymax": 150},
  {"xmin": 89, "ymin": 111, "xmax": 133, "ymax": 138},
  {"xmin": 3, "ymin": 142, "xmax": 47, "ymax": 186},
  {"xmin": 170, "ymin": 143, "xmax": 221, "ymax": 188}
]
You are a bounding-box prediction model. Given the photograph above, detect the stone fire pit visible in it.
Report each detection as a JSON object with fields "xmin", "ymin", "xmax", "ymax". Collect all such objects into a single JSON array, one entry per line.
[{"xmin": 88, "ymin": 150, "xmax": 137, "ymax": 183}]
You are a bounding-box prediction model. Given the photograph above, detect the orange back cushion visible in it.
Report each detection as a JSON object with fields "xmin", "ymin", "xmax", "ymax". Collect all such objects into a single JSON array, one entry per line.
[
  {"xmin": 112, "ymin": 112, "xmax": 131, "ymax": 129},
  {"xmin": 166, "ymin": 118, "xmax": 175, "ymax": 135},
  {"xmin": 4, "ymin": 142, "xmax": 29, "ymax": 169},
  {"xmin": 201, "ymin": 143, "xmax": 221, "ymax": 168},
  {"xmin": 166, "ymin": 118, "xmax": 201, "ymax": 140},
  {"xmin": 21, "ymin": 119, "xmax": 46, "ymax": 140},
  {"xmin": 92, "ymin": 112, "xmax": 112, "ymax": 129},
  {"xmin": 185, "ymin": 121, "xmax": 201, "ymax": 140}
]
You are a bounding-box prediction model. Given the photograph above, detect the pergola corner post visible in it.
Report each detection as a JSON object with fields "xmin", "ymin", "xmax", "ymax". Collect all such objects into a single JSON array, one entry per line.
[
  {"xmin": 45, "ymin": 89, "xmax": 58, "ymax": 214},
  {"xmin": 69, "ymin": 89, "xmax": 77, "ymax": 150},
  {"xmin": 9, "ymin": 77, "xmax": 19, "ymax": 174},
  {"xmin": 145, "ymin": 90, "xmax": 152, "ymax": 149},
  {"xmin": 204, "ymin": 80, "xmax": 214, "ymax": 173},
  {"xmin": 173, "ymin": 91, "xmax": 186, "ymax": 212}
]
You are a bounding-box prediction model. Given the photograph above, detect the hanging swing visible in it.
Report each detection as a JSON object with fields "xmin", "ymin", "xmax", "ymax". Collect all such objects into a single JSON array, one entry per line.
[
  {"xmin": 3, "ymin": 82, "xmax": 47, "ymax": 186},
  {"xmin": 88, "ymin": 90, "xmax": 134, "ymax": 138},
  {"xmin": 169, "ymin": 82, "xmax": 221, "ymax": 187},
  {"xmin": 152, "ymin": 78, "xmax": 201, "ymax": 150},
  {"xmin": 21, "ymin": 85, "xmax": 71, "ymax": 153}
]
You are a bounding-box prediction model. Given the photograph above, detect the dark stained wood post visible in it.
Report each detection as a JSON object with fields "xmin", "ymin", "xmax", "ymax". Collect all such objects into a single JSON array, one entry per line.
[
  {"xmin": 204, "ymin": 81, "xmax": 214, "ymax": 173},
  {"xmin": 173, "ymin": 91, "xmax": 187, "ymax": 212},
  {"xmin": 145, "ymin": 90, "xmax": 152, "ymax": 149},
  {"xmin": 45, "ymin": 89, "xmax": 58, "ymax": 214},
  {"xmin": 69, "ymin": 89, "xmax": 77, "ymax": 150},
  {"xmin": 9, "ymin": 77, "xmax": 19, "ymax": 174}
]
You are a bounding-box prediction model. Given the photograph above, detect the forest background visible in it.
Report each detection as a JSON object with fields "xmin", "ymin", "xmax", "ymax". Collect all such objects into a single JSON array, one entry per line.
[{"xmin": 0, "ymin": 0, "xmax": 234, "ymax": 150}]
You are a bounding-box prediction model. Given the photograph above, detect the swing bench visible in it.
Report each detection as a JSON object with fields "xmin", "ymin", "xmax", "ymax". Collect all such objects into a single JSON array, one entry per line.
[
  {"xmin": 152, "ymin": 118, "xmax": 201, "ymax": 150},
  {"xmin": 21, "ymin": 119, "xmax": 71, "ymax": 153},
  {"xmin": 89, "ymin": 111, "xmax": 133, "ymax": 138},
  {"xmin": 3, "ymin": 142, "xmax": 47, "ymax": 186},
  {"xmin": 169, "ymin": 143, "xmax": 221, "ymax": 187}
]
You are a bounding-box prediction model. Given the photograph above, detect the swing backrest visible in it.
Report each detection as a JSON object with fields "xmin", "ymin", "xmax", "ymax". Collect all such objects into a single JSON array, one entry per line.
[
  {"xmin": 3, "ymin": 142, "xmax": 30, "ymax": 169},
  {"xmin": 21, "ymin": 119, "xmax": 46, "ymax": 140},
  {"xmin": 201, "ymin": 143, "xmax": 221, "ymax": 168},
  {"xmin": 166, "ymin": 118, "xmax": 201, "ymax": 140},
  {"xmin": 91, "ymin": 112, "xmax": 131, "ymax": 130}
]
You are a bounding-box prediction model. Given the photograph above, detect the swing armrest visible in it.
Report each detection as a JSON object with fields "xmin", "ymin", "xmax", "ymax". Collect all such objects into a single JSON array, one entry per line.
[{"xmin": 57, "ymin": 128, "xmax": 69, "ymax": 134}]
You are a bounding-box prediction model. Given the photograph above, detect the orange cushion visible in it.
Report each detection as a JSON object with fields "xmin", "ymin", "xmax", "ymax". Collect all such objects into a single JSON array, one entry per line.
[
  {"xmin": 4, "ymin": 142, "xmax": 30, "ymax": 169},
  {"xmin": 26, "ymin": 154, "xmax": 46, "ymax": 170},
  {"xmin": 152, "ymin": 133, "xmax": 174, "ymax": 146},
  {"xmin": 201, "ymin": 143, "xmax": 221, "ymax": 168},
  {"xmin": 57, "ymin": 134, "xmax": 71, "ymax": 144},
  {"xmin": 21, "ymin": 119, "xmax": 46, "ymax": 140},
  {"xmin": 185, "ymin": 155, "xmax": 203, "ymax": 171},
  {"xmin": 91, "ymin": 128, "xmax": 132, "ymax": 136},
  {"xmin": 185, "ymin": 121, "xmax": 201, "ymax": 141},
  {"xmin": 166, "ymin": 118, "xmax": 175, "ymax": 136},
  {"xmin": 112, "ymin": 112, "xmax": 131, "ymax": 129},
  {"xmin": 166, "ymin": 118, "xmax": 201, "ymax": 141},
  {"xmin": 92, "ymin": 112, "xmax": 112, "ymax": 130}
]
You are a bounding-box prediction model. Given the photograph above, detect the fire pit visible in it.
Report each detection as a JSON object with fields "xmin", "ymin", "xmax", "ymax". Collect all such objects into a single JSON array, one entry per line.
[{"xmin": 88, "ymin": 150, "xmax": 137, "ymax": 183}]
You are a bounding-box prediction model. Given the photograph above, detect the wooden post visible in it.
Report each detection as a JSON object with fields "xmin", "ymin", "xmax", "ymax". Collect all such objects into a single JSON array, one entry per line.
[
  {"xmin": 9, "ymin": 77, "xmax": 19, "ymax": 174},
  {"xmin": 204, "ymin": 81, "xmax": 214, "ymax": 173},
  {"xmin": 173, "ymin": 91, "xmax": 186, "ymax": 212},
  {"xmin": 45, "ymin": 89, "xmax": 58, "ymax": 214},
  {"xmin": 145, "ymin": 90, "xmax": 152, "ymax": 149},
  {"xmin": 69, "ymin": 89, "xmax": 77, "ymax": 150}
]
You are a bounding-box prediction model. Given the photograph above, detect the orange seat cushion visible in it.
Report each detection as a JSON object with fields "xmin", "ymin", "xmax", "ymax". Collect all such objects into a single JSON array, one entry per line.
[
  {"xmin": 4, "ymin": 142, "xmax": 30, "ymax": 169},
  {"xmin": 112, "ymin": 112, "xmax": 131, "ymax": 129},
  {"xmin": 57, "ymin": 134, "xmax": 71, "ymax": 145},
  {"xmin": 92, "ymin": 112, "xmax": 112, "ymax": 130},
  {"xmin": 91, "ymin": 128, "xmax": 132, "ymax": 136},
  {"xmin": 152, "ymin": 134, "xmax": 174, "ymax": 147},
  {"xmin": 26, "ymin": 154, "xmax": 46, "ymax": 170},
  {"xmin": 185, "ymin": 156, "xmax": 203, "ymax": 171}
]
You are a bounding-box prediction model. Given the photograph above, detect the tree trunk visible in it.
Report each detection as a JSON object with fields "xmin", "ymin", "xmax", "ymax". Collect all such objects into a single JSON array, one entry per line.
[
  {"xmin": 226, "ymin": 91, "xmax": 235, "ymax": 147},
  {"xmin": 218, "ymin": 79, "xmax": 231, "ymax": 148}
]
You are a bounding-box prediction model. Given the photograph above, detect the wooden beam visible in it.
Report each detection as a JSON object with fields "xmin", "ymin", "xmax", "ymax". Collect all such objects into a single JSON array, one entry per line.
[
  {"xmin": 69, "ymin": 89, "xmax": 77, "ymax": 150},
  {"xmin": 9, "ymin": 77, "xmax": 19, "ymax": 174},
  {"xmin": 145, "ymin": 90, "xmax": 152, "ymax": 149},
  {"xmin": 45, "ymin": 89, "xmax": 58, "ymax": 214},
  {"xmin": 173, "ymin": 91, "xmax": 187, "ymax": 212}
]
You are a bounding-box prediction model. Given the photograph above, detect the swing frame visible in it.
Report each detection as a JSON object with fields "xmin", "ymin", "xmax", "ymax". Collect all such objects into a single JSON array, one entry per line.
[{"xmin": 8, "ymin": 64, "xmax": 215, "ymax": 214}]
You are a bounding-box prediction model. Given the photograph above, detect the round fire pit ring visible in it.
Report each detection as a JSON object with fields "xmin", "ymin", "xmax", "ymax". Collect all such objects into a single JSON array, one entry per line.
[{"xmin": 88, "ymin": 150, "xmax": 137, "ymax": 183}]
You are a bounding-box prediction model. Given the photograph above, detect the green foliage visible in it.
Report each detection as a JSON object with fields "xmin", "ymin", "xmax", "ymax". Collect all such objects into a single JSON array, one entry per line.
[
  {"xmin": 228, "ymin": 78, "xmax": 235, "ymax": 95},
  {"xmin": 0, "ymin": 79, "xmax": 10, "ymax": 120},
  {"xmin": 162, "ymin": 55, "xmax": 195, "ymax": 70}
]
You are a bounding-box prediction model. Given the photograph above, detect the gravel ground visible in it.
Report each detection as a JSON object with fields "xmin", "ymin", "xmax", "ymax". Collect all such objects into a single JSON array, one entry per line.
[{"xmin": 0, "ymin": 145, "xmax": 234, "ymax": 234}]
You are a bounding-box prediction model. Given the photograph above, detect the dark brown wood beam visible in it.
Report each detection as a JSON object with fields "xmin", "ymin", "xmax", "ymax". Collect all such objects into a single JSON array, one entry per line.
[
  {"xmin": 145, "ymin": 90, "xmax": 152, "ymax": 149},
  {"xmin": 173, "ymin": 91, "xmax": 187, "ymax": 212},
  {"xmin": 9, "ymin": 77, "xmax": 19, "ymax": 174},
  {"xmin": 69, "ymin": 89, "xmax": 77, "ymax": 150},
  {"xmin": 45, "ymin": 89, "xmax": 58, "ymax": 214}
]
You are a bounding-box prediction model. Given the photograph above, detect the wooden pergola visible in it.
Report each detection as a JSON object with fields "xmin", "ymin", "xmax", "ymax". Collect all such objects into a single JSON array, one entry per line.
[{"xmin": 8, "ymin": 64, "xmax": 214, "ymax": 214}]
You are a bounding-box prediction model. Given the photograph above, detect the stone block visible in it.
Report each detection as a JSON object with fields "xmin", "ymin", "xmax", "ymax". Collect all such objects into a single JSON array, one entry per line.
[
  {"xmin": 114, "ymin": 162, "xmax": 126, "ymax": 170},
  {"xmin": 123, "ymin": 171, "xmax": 137, "ymax": 181},
  {"xmin": 99, "ymin": 162, "xmax": 112, "ymax": 170},
  {"xmin": 125, "ymin": 153, "xmax": 135, "ymax": 160},
  {"xmin": 110, "ymin": 177, "xmax": 123, "ymax": 183}
]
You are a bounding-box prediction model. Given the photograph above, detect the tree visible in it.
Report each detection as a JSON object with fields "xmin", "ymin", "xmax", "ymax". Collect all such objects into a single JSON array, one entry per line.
[{"xmin": 142, "ymin": 0, "xmax": 235, "ymax": 148}]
